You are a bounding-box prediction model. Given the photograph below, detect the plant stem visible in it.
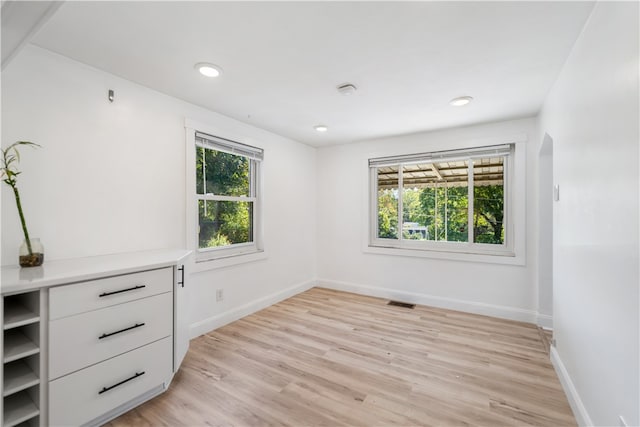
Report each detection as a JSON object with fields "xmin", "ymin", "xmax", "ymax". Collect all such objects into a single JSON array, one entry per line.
[{"xmin": 11, "ymin": 185, "xmax": 33, "ymax": 255}]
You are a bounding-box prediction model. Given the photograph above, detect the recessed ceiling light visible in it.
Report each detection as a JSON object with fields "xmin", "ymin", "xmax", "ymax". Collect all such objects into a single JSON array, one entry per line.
[
  {"xmin": 449, "ymin": 96, "xmax": 473, "ymax": 107},
  {"xmin": 314, "ymin": 125, "xmax": 328, "ymax": 132},
  {"xmin": 195, "ymin": 62, "xmax": 222, "ymax": 77}
]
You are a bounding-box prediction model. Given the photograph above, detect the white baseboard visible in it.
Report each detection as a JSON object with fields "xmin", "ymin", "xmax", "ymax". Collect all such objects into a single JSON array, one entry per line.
[
  {"xmin": 537, "ymin": 313, "xmax": 553, "ymax": 329},
  {"xmin": 550, "ymin": 346, "xmax": 593, "ymax": 427},
  {"xmin": 318, "ymin": 278, "xmax": 538, "ymax": 324},
  {"xmin": 189, "ymin": 279, "xmax": 316, "ymax": 338},
  {"xmin": 190, "ymin": 277, "xmax": 551, "ymax": 339}
]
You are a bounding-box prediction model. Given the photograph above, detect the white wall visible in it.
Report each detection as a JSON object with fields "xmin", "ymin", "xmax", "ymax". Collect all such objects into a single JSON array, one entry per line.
[
  {"xmin": 1, "ymin": 46, "xmax": 317, "ymax": 333},
  {"xmin": 316, "ymin": 117, "xmax": 541, "ymax": 322},
  {"xmin": 538, "ymin": 3, "xmax": 639, "ymax": 426}
]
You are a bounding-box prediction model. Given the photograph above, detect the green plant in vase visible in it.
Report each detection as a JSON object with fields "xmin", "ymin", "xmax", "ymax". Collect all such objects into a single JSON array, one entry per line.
[{"xmin": 1, "ymin": 141, "xmax": 43, "ymax": 267}]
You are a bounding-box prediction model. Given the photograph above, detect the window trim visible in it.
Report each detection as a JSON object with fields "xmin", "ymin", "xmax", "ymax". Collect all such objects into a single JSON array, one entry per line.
[
  {"xmin": 363, "ymin": 137, "xmax": 526, "ymax": 266},
  {"xmin": 185, "ymin": 119, "xmax": 265, "ymax": 271}
]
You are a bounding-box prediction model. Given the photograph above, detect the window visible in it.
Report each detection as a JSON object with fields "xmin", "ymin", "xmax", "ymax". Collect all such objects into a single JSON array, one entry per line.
[
  {"xmin": 195, "ymin": 131, "xmax": 263, "ymax": 260},
  {"xmin": 369, "ymin": 144, "xmax": 514, "ymax": 256}
]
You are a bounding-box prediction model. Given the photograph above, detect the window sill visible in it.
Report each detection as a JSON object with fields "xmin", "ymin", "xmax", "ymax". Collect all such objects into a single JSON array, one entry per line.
[
  {"xmin": 192, "ymin": 250, "xmax": 267, "ymax": 273},
  {"xmin": 364, "ymin": 244, "xmax": 524, "ymax": 266}
]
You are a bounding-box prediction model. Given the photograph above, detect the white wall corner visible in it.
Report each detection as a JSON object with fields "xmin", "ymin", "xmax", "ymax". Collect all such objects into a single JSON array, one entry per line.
[
  {"xmin": 188, "ymin": 279, "xmax": 317, "ymax": 339},
  {"xmin": 550, "ymin": 346, "xmax": 593, "ymax": 427},
  {"xmin": 318, "ymin": 279, "xmax": 538, "ymax": 324}
]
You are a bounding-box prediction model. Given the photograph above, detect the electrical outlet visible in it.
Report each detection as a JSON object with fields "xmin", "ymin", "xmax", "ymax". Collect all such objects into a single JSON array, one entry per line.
[
  {"xmin": 619, "ymin": 415, "xmax": 627, "ymax": 427},
  {"xmin": 216, "ymin": 289, "xmax": 224, "ymax": 302}
]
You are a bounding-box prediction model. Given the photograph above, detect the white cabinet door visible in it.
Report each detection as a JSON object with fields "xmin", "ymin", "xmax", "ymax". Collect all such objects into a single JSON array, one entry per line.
[{"xmin": 173, "ymin": 255, "xmax": 190, "ymax": 371}]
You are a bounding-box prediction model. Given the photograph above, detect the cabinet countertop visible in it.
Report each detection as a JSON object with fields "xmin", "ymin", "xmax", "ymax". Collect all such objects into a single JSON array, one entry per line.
[{"xmin": 1, "ymin": 249, "xmax": 191, "ymax": 295}]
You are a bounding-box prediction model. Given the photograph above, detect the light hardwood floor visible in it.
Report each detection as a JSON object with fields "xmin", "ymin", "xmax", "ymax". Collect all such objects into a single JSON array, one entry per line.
[{"xmin": 108, "ymin": 288, "xmax": 575, "ymax": 426}]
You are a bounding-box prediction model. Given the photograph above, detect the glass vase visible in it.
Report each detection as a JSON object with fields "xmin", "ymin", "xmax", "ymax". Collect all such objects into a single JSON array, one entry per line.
[{"xmin": 19, "ymin": 238, "xmax": 44, "ymax": 267}]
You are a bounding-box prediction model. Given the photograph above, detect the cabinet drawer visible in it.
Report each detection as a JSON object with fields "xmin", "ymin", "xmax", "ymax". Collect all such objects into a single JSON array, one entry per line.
[
  {"xmin": 49, "ymin": 337, "xmax": 172, "ymax": 427},
  {"xmin": 49, "ymin": 267, "xmax": 173, "ymax": 320},
  {"xmin": 49, "ymin": 292, "xmax": 172, "ymax": 380}
]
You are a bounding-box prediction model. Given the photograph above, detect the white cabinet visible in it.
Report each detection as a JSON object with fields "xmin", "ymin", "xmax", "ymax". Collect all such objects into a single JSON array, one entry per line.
[
  {"xmin": 174, "ymin": 264, "xmax": 189, "ymax": 371},
  {"xmin": 0, "ymin": 249, "xmax": 190, "ymax": 427}
]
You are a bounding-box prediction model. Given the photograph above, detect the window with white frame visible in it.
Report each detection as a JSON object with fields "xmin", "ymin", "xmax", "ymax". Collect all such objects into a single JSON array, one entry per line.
[
  {"xmin": 195, "ymin": 132, "xmax": 263, "ymax": 259},
  {"xmin": 369, "ymin": 144, "xmax": 514, "ymax": 256}
]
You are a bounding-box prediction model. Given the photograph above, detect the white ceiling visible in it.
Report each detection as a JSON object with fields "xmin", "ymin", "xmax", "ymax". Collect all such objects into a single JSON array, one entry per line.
[
  {"xmin": 1, "ymin": 0, "xmax": 61, "ymax": 69},
  {"xmin": 28, "ymin": 1, "xmax": 594, "ymax": 147}
]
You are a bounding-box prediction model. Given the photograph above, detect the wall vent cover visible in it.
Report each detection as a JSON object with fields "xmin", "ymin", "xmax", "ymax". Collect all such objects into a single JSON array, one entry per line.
[{"xmin": 387, "ymin": 301, "xmax": 416, "ymax": 309}]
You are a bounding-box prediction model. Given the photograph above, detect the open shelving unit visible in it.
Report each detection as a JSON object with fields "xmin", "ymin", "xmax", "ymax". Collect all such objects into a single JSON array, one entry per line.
[
  {"xmin": 3, "ymin": 305, "xmax": 39, "ymax": 331},
  {"xmin": 2, "ymin": 292, "xmax": 40, "ymax": 427}
]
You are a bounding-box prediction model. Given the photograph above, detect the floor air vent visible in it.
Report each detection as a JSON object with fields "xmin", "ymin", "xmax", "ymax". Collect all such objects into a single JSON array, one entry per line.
[{"xmin": 387, "ymin": 300, "xmax": 416, "ymax": 309}]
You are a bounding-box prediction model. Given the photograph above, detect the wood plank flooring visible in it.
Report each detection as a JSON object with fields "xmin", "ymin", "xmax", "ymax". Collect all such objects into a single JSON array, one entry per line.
[{"xmin": 107, "ymin": 288, "xmax": 575, "ymax": 426}]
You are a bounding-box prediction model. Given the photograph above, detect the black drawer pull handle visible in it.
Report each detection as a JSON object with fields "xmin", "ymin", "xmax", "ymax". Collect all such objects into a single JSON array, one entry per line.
[
  {"xmin": 99, "ymin": 285, "xmax": 146, "ymax": 297},
  {"xmin": 98, "ymin": 322, "xmax": 145, "ymax": 340},
  {"xmin": 178, "ymin": 266, "xmax": 184, "ymax": 288},
  {"xmin": 99, "ymin": 371, "xmax": 145, "ymax": 395}
]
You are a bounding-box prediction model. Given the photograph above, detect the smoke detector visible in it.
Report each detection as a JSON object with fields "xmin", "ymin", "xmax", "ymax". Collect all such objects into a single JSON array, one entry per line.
[{"xmin": 337, "ymin": 83, "xmax": 357, "ymax": 96}]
